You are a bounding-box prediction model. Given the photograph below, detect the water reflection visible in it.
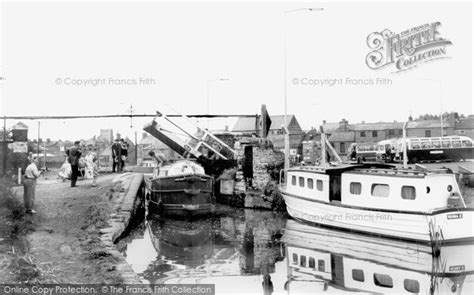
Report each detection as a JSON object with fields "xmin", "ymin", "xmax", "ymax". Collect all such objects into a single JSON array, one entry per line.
[
  {"xmin": 129, "ymin": 209, "xmax": 286, "ymax": 287},
  {"xmin": 283, "ymin": 220, "xmax": 474, "ymax": 294},
  {"xmin": 122, "ymin": 210, "xmax": 473, "ymax": 294}
]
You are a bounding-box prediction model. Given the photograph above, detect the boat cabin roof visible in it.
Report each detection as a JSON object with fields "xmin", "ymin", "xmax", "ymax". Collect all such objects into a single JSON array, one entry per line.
[{"xmin": 288, "ymin": 163, "xmax": 395, "ymax": 174}]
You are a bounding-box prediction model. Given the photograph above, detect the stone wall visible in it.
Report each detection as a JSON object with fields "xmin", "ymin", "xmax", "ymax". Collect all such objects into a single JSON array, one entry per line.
[{"xmin": 251, "ymin": 146, "xmax": 284, "ymax": 191}]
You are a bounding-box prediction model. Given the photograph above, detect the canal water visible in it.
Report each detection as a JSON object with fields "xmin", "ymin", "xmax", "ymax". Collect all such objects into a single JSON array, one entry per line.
[{"xmin": 120, "ymin": 207, "xmax": 474, "ymax": 294}]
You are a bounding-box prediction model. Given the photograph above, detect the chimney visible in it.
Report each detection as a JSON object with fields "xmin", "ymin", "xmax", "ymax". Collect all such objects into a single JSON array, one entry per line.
[{"xmin": 339, "ymin": 119, "xmax": 349, "ymax": 131}]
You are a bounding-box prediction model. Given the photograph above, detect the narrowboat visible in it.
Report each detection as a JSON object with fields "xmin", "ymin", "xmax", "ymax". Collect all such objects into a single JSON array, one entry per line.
[
  {"xmin": 148, "ymin": 160, "xmax": 214, "ymax": 218},
  {"xmin": 280, "ymin": 163, "xmax": 474, "ymax": 244},
  {"xmin": 283, "ymin": 220, "xmax": 474, "ymax": 294}
]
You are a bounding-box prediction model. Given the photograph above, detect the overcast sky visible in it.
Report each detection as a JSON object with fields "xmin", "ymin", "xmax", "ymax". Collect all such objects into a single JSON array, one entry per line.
[{"xmin": 0, "ymin": 1, "xmax": 472, "ymax": 141}]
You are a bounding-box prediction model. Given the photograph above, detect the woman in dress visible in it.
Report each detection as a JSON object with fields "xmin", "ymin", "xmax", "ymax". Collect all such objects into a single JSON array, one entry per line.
[{"xmin": 84, "ymin": 147, "xmax": 97, "ymax": 180}]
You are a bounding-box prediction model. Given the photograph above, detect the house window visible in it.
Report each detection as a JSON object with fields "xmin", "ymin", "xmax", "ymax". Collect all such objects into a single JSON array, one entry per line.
[
  {"xmin": 398, "ymin": 129, "xmax": 403, "ymax": 136},
  {"xmin": 404, "ymin": 279, "xmax": 420, "ymax": 293},
  {"xmin": 300, "ymin": 255, "xmax": 306, "ymax": 267},
  {"xmin": 299, "ymin": 177, "xmax": 305, "ymax": 187},
  {"xmin": 352, "ymin": 269, "xmax": 365, "ymax": 282},
  {"xmin": 308, "ymin": 257, "xmax": 315, "ymax": 268},
  {"xmin": 388, "ymin": 130, "xmax": 395, "ymax": 136},
  {"xmin": 340, "ymin": 142, "xmax": 345, "ymax": 153},
  {"xmin": 371, "ymin": 184, "xmax": 390, "ymax": 197},
  {"xmin": 374, "ymin": 273, "xmax": 393, "ymax": 288},
  {"xmin": 350, "ymin": 182, "xmax": 362, "ymax": 195},
  {"xmin": 372, "ymin": 131, "xmax": 378, "ymax": 137},
  {"xmin": 307, "ymin": 178, "xmax": 314, "ymax": 189},
  {"xmin": 401, "ymin": 186, "xmax": 416, "ymax": 200},
  {"xmin": 360, "ymin": 131, "xmax": 366, "ymax": 137},
  {"xmin": 425, "ymin": 130, "xmax": 431, "ymax": 137},
  {"xmin": 316, "ymin": 179, "xmax": 323, "ymax": 191}
]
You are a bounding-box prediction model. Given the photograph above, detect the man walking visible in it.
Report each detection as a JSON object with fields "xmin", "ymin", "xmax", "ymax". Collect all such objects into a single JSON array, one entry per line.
[
  {"xmin": 23, "ymin": 157, "xmax": 42, "ymax": 214},
  {"xmin": 111, "ymin": 139, "xmax": 122, "ymax": 173},
  {"xmin": 68, "ymin": 141, "xmax": 82, "ymax": 187}
]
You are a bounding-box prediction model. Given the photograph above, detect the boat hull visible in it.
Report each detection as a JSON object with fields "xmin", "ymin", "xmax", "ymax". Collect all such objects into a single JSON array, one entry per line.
[
  {"xmin": 149, "ymin": 173, "xmax": 214, "ymax": 218},
  {"xmin": 282, "ymin": 190, "xmax": 474, "ymax": 244}
]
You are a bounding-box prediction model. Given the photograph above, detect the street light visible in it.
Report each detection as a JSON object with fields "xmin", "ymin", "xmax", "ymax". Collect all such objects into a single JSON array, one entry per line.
[
  {"xmin": 206, "ymin": 78, "xmax": 230, "ymax": 129},
  {"xmin": 284, "ymin": 7, "xmax": 324, "ymax": 171}
]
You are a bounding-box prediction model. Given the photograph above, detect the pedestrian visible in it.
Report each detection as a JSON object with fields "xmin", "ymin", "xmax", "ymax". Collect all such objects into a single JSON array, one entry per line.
[
  {"xmin": 23, "ymin": 156, "xmax": 42, "ymax": 214},
  {"xmin": 58, "ymin": 155, "xmax": 71, "ymax": 181},
  {"xmin": 91, "ymin": 157, "xmax": 99, "ymax": 187},
  {"xmin": 68, "ymin": 141, "xmax": 82, "ymax": 187},
  {"xmin": 111, "ymin": 139, "xmax": 122, "ymax": 173},
  {"xmin": 120, "ymin": 139, "xmax": 128, "ymax": 172},
  {"xmin": 84, "ymin": 147, "xmax": 96, "ymax": 180}
]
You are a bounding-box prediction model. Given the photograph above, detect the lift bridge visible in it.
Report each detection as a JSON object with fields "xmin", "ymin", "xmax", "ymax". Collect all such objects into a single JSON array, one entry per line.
[{"xmin": 143, "ymin": 105, "xmax": 272, "ymax": 173}]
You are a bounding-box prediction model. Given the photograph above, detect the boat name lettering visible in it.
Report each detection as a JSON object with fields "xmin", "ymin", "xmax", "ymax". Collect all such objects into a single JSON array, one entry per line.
[
  {"xmin": 447, "ymin": 213, "xmax": 463, "ymax": 220},
  {"xmin": 449, "ymin": 265, "xmax": 465, "ymax": 271}
]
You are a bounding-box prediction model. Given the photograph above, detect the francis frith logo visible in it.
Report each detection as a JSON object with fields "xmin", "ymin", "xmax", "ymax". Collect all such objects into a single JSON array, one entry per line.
[{"xmin": 366, "ymin": 22, "xmax": 452, "ymax": 73}]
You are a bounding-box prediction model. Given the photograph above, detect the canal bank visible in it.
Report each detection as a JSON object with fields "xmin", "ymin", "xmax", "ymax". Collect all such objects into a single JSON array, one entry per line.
[{"xmin": 0, "ymin": 172, "xmax": 145, "ymax": 284}]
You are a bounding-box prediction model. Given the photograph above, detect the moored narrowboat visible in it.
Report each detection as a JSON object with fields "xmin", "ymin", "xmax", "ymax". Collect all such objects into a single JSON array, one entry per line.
[{"xmin": 148, "ymin": 160, "xmax": 214, "ymax": 218}]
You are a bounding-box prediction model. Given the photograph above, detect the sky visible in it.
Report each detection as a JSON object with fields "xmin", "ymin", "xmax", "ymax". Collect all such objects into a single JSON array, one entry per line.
[{"xmin": 0, "ymin": 1, "xmax": 472, "ymax": 141}]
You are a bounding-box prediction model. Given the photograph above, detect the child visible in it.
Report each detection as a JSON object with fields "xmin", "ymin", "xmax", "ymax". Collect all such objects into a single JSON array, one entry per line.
[{"xmin": 92, "ymin": 157, "xmax": 99, "ymax": 187}]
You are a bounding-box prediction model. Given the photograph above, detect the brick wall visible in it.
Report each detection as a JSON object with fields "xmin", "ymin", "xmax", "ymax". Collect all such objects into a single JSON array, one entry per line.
[{"xmin": 251, "ymin": 146, "xmax": 285, "ymax": 191}]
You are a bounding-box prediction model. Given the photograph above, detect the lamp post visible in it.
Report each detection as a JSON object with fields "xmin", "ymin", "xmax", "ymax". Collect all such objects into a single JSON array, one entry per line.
[
  {"xmin": 284, "ymin": 7, "xmax": 323, "ymax": 171},
  {"xmin": 206, "ymin": 78, "xmax": 229, "ymax": 129}
]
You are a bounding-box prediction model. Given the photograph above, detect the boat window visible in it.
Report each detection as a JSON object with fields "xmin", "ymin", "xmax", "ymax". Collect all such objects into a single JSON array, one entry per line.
[
  {"xmin": 431, "ymin": 140, "xmax": 441, "ymax": 148},
  {"xmin": 318, "ymin": 260, "xmax": 325, "ymax": 272},
  {"xmin": 316, "ymin": 180, "xmax": 323, "ymax": 191},
  {"xmin": 371, "ymin": 184, "xmax": 390, "ymax": 197},
  {"xmin": 373, "ymin": 273, "xmax": 393, "ymax": 288},
  {"xmin": 411, "ymin": 142, "xmax": 421, "ymax": 150},
  {"xmin": 291, "ymin": 176, "xmax": 296, "ymax": 186},
  {"xmin": 307, "ymin": 179, "xmax": 314, "ymax": 189},
  {"xmin": 442, "ymin": 140, "xmax": 451, "ymax": 148},
  {"xmin": 401, "ymin": 186, "xmax": 416, "ymax": 200},
  {"xmin": 404, "ymin": 279, "xmax": 420, "ymax": 293},
  {"xmin": 452, "ymin": 140, "xmax": 461, "ymax": 148},
  {"xmin": 352, "ymin": 269, "xmax": 365, "ymax": 282},
  {"xmin": 299, "ymin": 177, "xmax": 305, "ymax": 187},
  {"xmin": 292, "ymin": 253, "xmax": 298, "ymax": 264},
  {"xmin": 462, "ymin": 140, "xmax": 472, "ymax": 147},
  {"xmin": 350, "ymin": 182, "xmax": 362, "ymax": 195},
  {"xmin": 426, "ymin": 186, "xmax": 431, "ymax": 194},
  {"xmin": 300, "ymin": 255, "xmax": 306, "ymax": 267},
  {"xmin": 308, "ymin": 257, "xmax": 315, "ymax": 268}
]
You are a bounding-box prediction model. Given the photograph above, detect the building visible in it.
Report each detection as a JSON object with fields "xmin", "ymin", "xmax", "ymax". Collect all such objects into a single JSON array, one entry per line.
[
  {"xmin": 406, "ymin": 118, "xmax": 455, "ymax": 138},
  {"xmin": 137, "ymin": 133, "xmax": 180, "ymax": 167},
  {"xmin": 98, "ymin": 129, "xmax": 114, "ymax": 144},
  {"xmin": 455, "ymin": 115, "xmax": 474, "ymax": 139},
  {"xmin": 232, "ymin": 115, "xmax": 304, "ymax": 160}
]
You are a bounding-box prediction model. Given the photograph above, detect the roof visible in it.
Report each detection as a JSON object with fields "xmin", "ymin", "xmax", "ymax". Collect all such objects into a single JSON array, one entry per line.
[
  {"xmin": 407, "ymin": 119, "xmax": 454, "ymax": 129},
  {"xmin": 351, "ymin": 122, "xmax": 404, "ymax": 131},
  {"xmin": 328, "ymin": 131, "xmax": 355, "ymax": 142},
  {"xmin": 455, "ymin": 117, "xmax": 474, "ymax": 130},
  {"xmin": 322, "ymin": 122, "xmax": 342, "ymax": 133},
  {"xmin": 11, "ymin": 122, "xmax": 29, "ymax": 130},
  {"xmin": 232, "ymin": 115, "xmax": 302, "ymax": 133}
]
